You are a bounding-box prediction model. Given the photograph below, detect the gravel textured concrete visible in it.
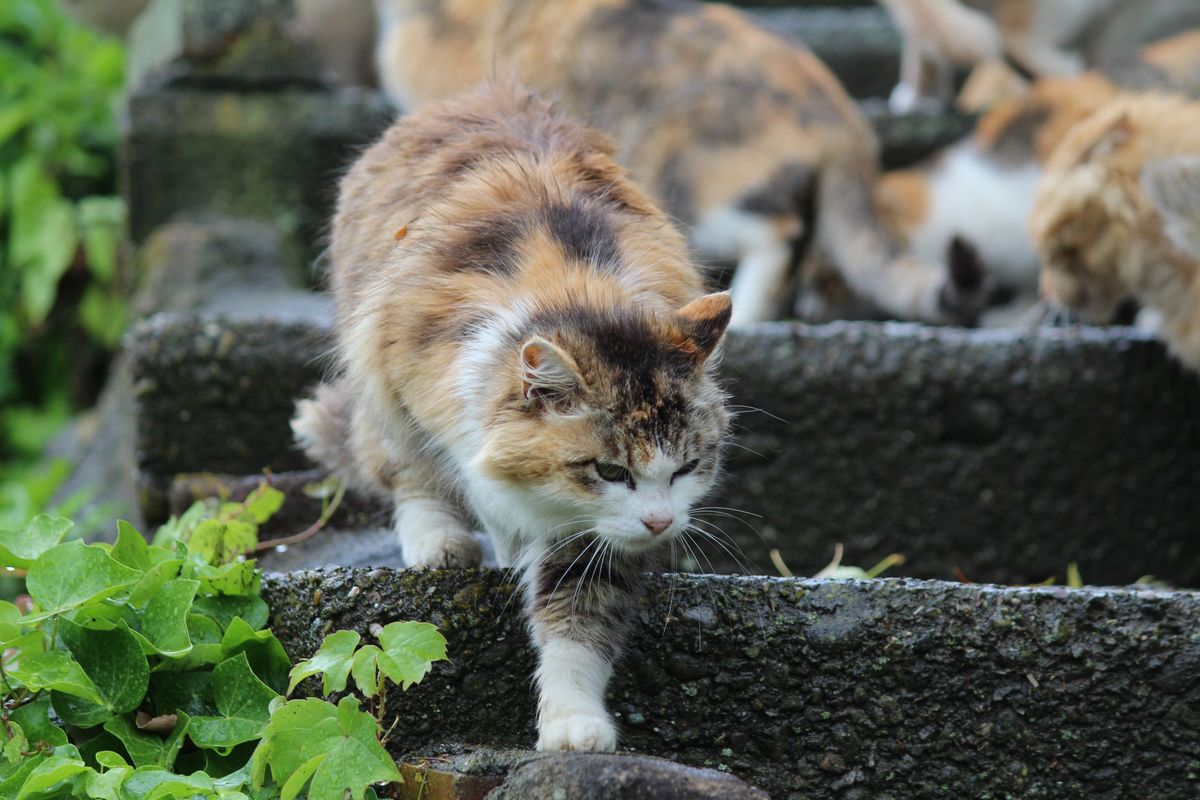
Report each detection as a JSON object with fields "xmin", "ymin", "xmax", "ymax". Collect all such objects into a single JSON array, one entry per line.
[{"xmin": 264, "ymin": 567, "xmax": 1200, "ymax": 799}]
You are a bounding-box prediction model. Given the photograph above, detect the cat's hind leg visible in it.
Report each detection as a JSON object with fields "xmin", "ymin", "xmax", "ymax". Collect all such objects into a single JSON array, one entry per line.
[{"xmin": 392, "ymin": 461, "xmax": 481, "ymax": 569}]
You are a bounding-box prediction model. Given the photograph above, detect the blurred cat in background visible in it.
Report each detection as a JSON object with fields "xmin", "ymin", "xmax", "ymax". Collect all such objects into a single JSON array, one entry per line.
[
  {"xmin": 874, "ymin": 30, "xmax": 1200, "ymax": 325},
  {"xmin": 879, "ymin": 0, "xmax": 1200, "ymax": 112},
  {"xmin": 1031, "ymin": 94, "xmax": 1200, "ymax": 370},
  {"xmin": 373, "ymin": 0, "xmax": 989, "ymax": 327}
]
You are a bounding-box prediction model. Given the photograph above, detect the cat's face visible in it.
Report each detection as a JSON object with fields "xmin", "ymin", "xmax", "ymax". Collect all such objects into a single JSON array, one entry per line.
[{"xmin": 474, "ymin": 294, "xmax": 731, "ymax": 554}]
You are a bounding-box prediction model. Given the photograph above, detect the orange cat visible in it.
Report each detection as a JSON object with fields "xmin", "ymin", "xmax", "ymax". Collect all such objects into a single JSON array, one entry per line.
[
  {"xmin": 293, "ymin": 84, "xmax": 733, "ymax": 751},
  {"xmin": 1031, "ymin": 93, "xmax": 1200, "ymax": 369},
  {"xmin": 373, "ymin": 0, "xmax": 986, "ymax": 326}
]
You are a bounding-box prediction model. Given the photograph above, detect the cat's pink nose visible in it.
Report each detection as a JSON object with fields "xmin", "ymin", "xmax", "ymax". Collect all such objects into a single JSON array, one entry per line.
[{"xmin": 642, "ymin": 516, "xmax": 673, "ymax": 536}]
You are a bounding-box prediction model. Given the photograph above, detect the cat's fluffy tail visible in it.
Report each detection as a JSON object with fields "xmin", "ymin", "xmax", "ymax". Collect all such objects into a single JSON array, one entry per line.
[
  {"xmin": 292, "ymin": 381, "xmax": 362, "ymax": 488},
  {"xmin": 816, "ymin": 166, "xmax": 988, "ymax": 325}
]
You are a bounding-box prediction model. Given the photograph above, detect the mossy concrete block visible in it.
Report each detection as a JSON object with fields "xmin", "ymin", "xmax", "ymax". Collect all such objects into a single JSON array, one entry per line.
[
  {"xmin": 127, "ymin": 0, "xmax": 319, "ymax": 89},
  {"xmin": 129, "ymin": 313, "xmax": 330, "ymax": 519},
  {"xmin": 716, "ymin": 323, "xmax": 1200, "ymax": 587},
  {"xmin": 121, "ymin": 87, "xmax": 393, "ymax": 263},
  {"xmin": 131, "ymin": 316, "xmax": 1200, "ymax": 586},
  {"xmin": 752, "ymin": 8, "xmax": 899, "ymax": 100},
  {"xmin": 263, "ymin": 567, "xmax": 1200, "ymax": 799}
]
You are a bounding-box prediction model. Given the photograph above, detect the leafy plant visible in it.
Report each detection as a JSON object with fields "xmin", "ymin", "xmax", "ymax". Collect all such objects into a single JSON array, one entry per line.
[
  {"xmin": 0, "ymin": 485, "xmax": 447, "ymax": 799},
  {"xmin": 0, "ymin": 0, "xmax": 130, "ymax": 522}
]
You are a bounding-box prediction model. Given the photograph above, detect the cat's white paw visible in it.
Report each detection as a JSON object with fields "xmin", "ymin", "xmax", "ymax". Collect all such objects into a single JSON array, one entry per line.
[
  {"xmin": 401, "ymin": 529, "xmax": 483, "ymax": 569},
  {"xmin": 888, "ymin": 82, "xmax": 921, "ymax": 114},
  {"xmin": 537, "ymin": 713, "xmax": 617, "ymax": 752}
]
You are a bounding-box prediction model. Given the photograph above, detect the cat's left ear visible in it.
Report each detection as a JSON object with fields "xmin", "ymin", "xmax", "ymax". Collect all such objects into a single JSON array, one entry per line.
[{"xmin": 671, "ymin": 292, "xmax": 733, "ymax": 364}]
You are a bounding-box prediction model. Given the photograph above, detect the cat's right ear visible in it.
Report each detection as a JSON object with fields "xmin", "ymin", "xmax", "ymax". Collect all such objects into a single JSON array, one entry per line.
[
  {"xmin": 521, "ymin": 337, "xmax": 582, "ymax": 407},
  {"xmin": 1077, "ymin": 111, "xmax": 1133, "ymax": 165},
  {"xmin": 672, "ymin": 292, "xmax": 733, "ymax": 364}
]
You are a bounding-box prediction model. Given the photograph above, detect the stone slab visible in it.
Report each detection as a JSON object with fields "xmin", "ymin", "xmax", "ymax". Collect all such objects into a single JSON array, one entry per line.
[
  {"xmin": 263, "ymin": 567, "xmax": 1200, "ymax": 800},
  {"xmin": 131, "ymin": 315, "xmax": 1200, "ymax": 587},
  {"xmin": 120, "ymin": 87, "xmax": 393, "ymax": 265}
]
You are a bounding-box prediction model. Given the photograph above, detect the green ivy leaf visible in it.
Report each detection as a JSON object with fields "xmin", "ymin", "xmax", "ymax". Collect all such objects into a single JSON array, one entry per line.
[
  {"xmin": 0, "ymin": 753, "xmax": 44, "ymax": 798},
  {"xmin": 189, "ymin": 653, "xmax": 279, "ymax": 753},
  {"xmin": 112, "ymin": 520, "xmax": 174, "ymax": 573},
  {"xmin": 128, "ymin": 559, "xmax": 184, "ymax": 609},
  {"xmin": 51, "ymin": 619, "xmax": 150, "ymax": 727},
  {"xmin": 121, "ymin": 766, "xmax": 214, "ymax": 800},
  {"xmin": 189, "ymin": 519, "xmax": 257, "ymax": 566},
  {"xmin": 287, "ymin": 630, "xmax": 360, "ymax": 695},
  {"xmin": 0, "ymin": 600, "xmax": 24, "ymax": 644},
  {"xmin": 26, "ymin": 540, "xmax": 140, "ymax": 616},
  {"xmin": 350, "ymin": 646, "xmax": 385, "ymax": 698},
  {"xmin": 149, "ymin": 671, "xmax": 216, "ymax": 718},
  {"xmin": 103, "ymin": 712, "xmax": 190, "ymax": 770},
  {"xmin": 254, "ymin": 697, "xmax": 401, "ymax": 800},
  {"xmin": 0, "ymin": 515, "xmax": 71, "ymax": 569},
  {"xmin": 242, "ymin": 485, "xmax": 284, "ymax": 525},
  {"xmin": 136, "ymin": 579, "xmax": 199, "ymax": 657},
  {"xmin": 191, "ymin": 594, "xmax": 269, "ymax": 633},
  {"xmin": 194, "ymin": 560, "xmax": 260, "ymax": 597},
  {"xmin": 376, "ymin": 622, "xmax": 448, "ymax": 690},
  {"xmin": 3, "ymin": 721, "xmax": 25, "ymax": 764},
  {"xmin": 8, "ymin": 650, "xmax": 103, "ymax": 704},
  {"xmin": 220, "ymin": 618, "xmax": 290, "ymax": 693},
  {"xmin": 85, "ymin": 761, "xmax": 132, "ymax": 800},
  {"xmin": 9, "ymin": 696, "xmax": 67, "ymax": 749},
  {"xmin": 15, "ymin": 747, "xmax": 89, "ymax": 800}
]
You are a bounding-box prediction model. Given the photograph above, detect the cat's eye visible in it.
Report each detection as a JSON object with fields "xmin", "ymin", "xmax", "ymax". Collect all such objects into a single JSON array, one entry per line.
[
  {"xmin": 594, "ymin": 461, "xmax": 631, "ymax": 483},
  {"xmin": 672, "ymin": 459, "xmax": 700, "ymax": 483}
]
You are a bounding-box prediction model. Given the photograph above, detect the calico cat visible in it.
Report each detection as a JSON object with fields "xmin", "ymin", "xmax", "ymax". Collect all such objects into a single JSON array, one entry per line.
[
  {"xmin": 292, "ymin": 83, "xmax": 733, "ymax": 751},
  {"xmin": 874, "ymin": 30, "xmax": 1200, "ymax": 325},
  {"xmin": 373, "ymin": 0, "xmax": 986, "ymax": 327},
  {"xmin": 1031, "ymin": 93, "xmax": 1200, "ymax": 369},
  {"xmin": 879, "ymin": 0, "xmax": 1200, "ymax": 112}
]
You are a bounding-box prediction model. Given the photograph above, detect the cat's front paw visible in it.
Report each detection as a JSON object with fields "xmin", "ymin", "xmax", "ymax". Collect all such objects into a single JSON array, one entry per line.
[
  {"xmin": 537, "ymin": 712, "xmax": 617, "ymax": 752},
  {"xmin": 401, "ymin": 529, "xmax": 483, "ymax": 569}
]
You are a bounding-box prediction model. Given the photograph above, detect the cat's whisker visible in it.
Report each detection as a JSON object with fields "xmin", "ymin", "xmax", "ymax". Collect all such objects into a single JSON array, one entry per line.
[
  {"xmin": 686, "ymin": 521, "xmax": 758, "ymax": 576},
  {"xmin": 691, "ymin": 507, "xmax": 771, "ymax": 550},
  {"xmin": 725, "ymin": 404, "xmax": 790, "ymax": 425}
]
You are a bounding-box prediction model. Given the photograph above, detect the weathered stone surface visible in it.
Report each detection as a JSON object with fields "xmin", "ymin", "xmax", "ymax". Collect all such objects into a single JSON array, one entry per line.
[
  {"xmin": 129, "ymin": 314, "xmax": 329, "ymax": 519},
  {"xmin": 134, "ymin": 316, "xmax": 1200, "ymax": 587},
  {"xmin": 263, "ymin": 567, "xmax": 1200, "ymax": 799},
  {"xmin": 121, "ymin": 87, "xmax": 393, "ymax": 265},
  {"xmin": 127, "ymin": 0, "xmax": 321, "ymax": 90},
  {"xmin": 753, "ymin": 8, "xmax": 899, "ymax": 101},
  {"xmin": 866, "ymin": 104, "xmax": 975, "ymax": 169},
  {"xmin": 393, "ymin": 746, "xmax": 767, "ymax": 799}
]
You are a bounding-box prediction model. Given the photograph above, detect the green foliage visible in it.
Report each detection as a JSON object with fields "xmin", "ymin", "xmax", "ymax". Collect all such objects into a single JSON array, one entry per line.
[
  {"xmin": 0, "ymin": 487, "xmax": 448, "ymax": 799},
  {"xmin": 0, "ymin": 0, "xmax": 130, "ymax": 528}
]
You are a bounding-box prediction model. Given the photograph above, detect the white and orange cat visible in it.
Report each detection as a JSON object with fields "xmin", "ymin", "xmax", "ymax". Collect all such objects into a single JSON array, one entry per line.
[
  {"xmin": 875, "ymin": 30, "xmax": 1200, "ymax": 325},
  {"xmin": 878, "ymin": 0, "xmax": 1200, "ymax": 112},
  {"xmin": 1031, "ymin": 93, "xmax": 1200, "ymax": 370},
  {"xmin": 372, "ymin": 0, "xmax": 988, "ymax": 327},
  {"xmin": 293, "ymin": 83, "xmax": 733, "ymax": 751}
]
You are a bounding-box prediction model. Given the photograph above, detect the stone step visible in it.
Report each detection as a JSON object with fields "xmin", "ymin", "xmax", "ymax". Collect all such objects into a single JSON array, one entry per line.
[
  {"xmin": 263, "ymin": 567, "xmax": 1200, "ymax": 799},
  {"xmin": 130, "ymin": 312, "xmax": 1200, "ymax": 587},
  {"xmin": 752, "ymin": 7, "xmax": 900, "ymax": 101}
]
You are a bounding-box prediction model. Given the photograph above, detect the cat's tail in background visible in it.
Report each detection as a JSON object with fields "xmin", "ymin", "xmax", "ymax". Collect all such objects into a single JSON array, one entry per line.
[
  {"xmin": 815, "ymin": 166, "xmax": 989, "ymax": 325},
  {"xmin": 292, "ymin": 380, "xmax": 377, "ymax": 496}
]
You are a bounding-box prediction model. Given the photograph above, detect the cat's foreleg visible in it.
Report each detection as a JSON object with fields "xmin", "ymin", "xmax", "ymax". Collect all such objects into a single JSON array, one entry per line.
[{"xmin": 525, "ymin": 540, "xmax": 646, "ymax": 751}]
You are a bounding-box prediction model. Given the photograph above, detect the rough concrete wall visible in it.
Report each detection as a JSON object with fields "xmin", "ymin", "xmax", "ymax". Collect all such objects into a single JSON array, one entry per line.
[
  {"xmin": 263, "ymin": 568, "xmax": 1200, "ymax": 799},
  {"xmin": 133, "ymin": 317, "xmax": 1200, "ymax": 587},
  {"xmin": 713, "ymin": 323, "xmax": 1200, "ymax": 586}
]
